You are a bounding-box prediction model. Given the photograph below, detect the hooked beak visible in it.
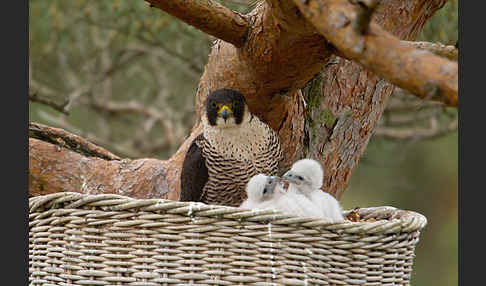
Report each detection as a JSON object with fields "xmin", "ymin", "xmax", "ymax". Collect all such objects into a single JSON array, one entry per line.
[
  {"xmin": 283, "ymin": 171, "xmax": 301, "ymax": 185},
  {"xmin": 218, "ymin": 105, "xmax": 232, "ymax": 121}
]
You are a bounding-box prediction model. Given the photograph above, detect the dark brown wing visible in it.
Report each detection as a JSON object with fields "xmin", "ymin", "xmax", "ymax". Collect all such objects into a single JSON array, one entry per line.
[{"xmin": 180, "ymin": 134, "xmax": 209, "ymax": 202}]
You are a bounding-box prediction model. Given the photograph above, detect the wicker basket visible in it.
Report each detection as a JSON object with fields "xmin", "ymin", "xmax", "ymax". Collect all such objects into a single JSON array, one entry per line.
[{"xmin": 29, "ymin": 192, "xmax": 427, "ymax": 286}]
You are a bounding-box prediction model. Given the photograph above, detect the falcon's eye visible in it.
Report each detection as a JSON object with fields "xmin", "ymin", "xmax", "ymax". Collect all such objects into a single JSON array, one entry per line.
[
  {"xmin": 234, "ymin": 102, "xmax": 240, "ymax": 109},
  {"xmin": 211, "ymin": 102, "xmax": 217, "ymax": 108}
]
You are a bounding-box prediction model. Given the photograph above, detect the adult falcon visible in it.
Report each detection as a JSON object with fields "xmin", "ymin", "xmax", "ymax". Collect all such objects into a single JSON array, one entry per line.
[{"xmin": 180, "ymin": 88, "xmax": 283, "ymax": 207}]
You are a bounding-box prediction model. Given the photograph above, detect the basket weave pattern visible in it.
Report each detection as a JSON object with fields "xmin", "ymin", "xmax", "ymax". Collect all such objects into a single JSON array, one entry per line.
[{"xmin": 29, "ymin": 192, "xmax": 427, "ymax": 286}]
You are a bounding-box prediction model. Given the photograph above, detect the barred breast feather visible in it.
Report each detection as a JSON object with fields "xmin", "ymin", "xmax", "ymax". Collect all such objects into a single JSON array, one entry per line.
[{"xmin": 180, "ymin": 115, "xmax": 282, "ymax": 207}]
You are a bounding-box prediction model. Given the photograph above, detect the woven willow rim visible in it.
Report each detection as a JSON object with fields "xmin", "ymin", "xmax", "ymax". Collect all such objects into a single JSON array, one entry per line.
[{"xmin": 29, "ymin": 192, "xmax": 427, "ymax": 235}]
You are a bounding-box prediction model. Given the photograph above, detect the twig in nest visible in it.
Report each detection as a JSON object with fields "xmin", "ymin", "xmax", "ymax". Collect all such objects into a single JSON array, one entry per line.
[{"xmin": 346, "ymin": 207, "xmax": 361, "ymax": 222}]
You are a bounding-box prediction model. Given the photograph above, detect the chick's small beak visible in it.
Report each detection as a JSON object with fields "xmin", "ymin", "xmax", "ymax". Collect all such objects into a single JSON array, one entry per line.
[
  {"xmin": 283, "ymin": 171, "xmax": 299, "ymax": 184},
  {"xmin": 218, "ymin": 105, "xmax": 232, "ymax": 120}
]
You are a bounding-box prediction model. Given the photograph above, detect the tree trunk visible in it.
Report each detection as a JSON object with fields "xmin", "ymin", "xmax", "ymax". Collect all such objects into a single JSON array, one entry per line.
[
  {"xmin": 29, "ymin": 0, "xmax": 451, "ymax": 201},
  {"xmin": 308, "ymin": 0, "xmax": 449, "ymax": 199}
]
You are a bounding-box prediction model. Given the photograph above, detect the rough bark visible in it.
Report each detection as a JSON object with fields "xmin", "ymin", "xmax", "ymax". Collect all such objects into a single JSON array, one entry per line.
[
  {"xmin": 308, "ymin": 0, "xmax": 448, "ymax": 199},
  {"xmin": 29, "ymin": 138, "xmax": 170, "ymax": 198},
  {"xmin": 403, "ymin": 41, "xmax": 458, "ymax": 61},
  {"xmin": 293, "ymin": 0, "xmax": 457, "ymax": 106},
  {"xmin": 29, "ymin": 123, "xmax": 169, "ymax": 198},
  {"xmin": 146, "ymin": 0, "xmax": 249, "ymax": 47},
  {"xmin": 168, "ymin": 0, "xmax": 334, "ymax": 196},
  {"xmin": 29, "ymin": 0, "xmax": 451, "ymax": 201},
  {"xmin": 29, "ymin": 122, "xmax": 120, "ymax": 161}
]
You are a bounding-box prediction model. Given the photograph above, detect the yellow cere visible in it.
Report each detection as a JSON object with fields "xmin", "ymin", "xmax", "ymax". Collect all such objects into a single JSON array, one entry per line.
[{"xmin": 218, "ymin": 105, "xmax": 232, "ymax": 114}]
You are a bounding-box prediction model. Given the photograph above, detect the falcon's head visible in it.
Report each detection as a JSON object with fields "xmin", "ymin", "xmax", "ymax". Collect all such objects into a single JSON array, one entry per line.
[
  {"xmin": 283, "ymin": 159, "xmax": 324, "ymax": 192},
  {"xmin": 205, "ymin": 89, "xmax": 249, "ymax": 128},
  {"xmin": 246, "ymin": 174, "xmax": 281, "ymax": 202}
]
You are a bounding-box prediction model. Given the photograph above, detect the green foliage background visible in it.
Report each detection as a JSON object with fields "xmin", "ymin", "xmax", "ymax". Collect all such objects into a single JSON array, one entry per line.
[{"xmin": 29, "ymin": 0, "xmax": 458, "ymax": 285}]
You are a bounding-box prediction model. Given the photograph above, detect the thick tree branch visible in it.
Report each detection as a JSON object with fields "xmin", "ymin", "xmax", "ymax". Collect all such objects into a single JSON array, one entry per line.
[
  {"xmin": 29, "ymin": 122, "xmax": 120, "ymax": 160},
  {"xmin": 145, "ymin": 0, "xmax": 249, "ymax": 47},
  {"xmin": 29, "ymin": 122, "xmax": 176, "ymax": 199},
  {"xmin": 34, "ymin": 113, "xmax": 145, "ymax": 159},
  {"xmin": 403, "ymin": 40, "xmax": 458, "ymax": 61},
  {"xmin": 29, "ymin": 138, "xmax": 169, "ymax": 199},
  {"xmin": 292, "ymin": 0, "xmax": 458, "ymax": 107}
]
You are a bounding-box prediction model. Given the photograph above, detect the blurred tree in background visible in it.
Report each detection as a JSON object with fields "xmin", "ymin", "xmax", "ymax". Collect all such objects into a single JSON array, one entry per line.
[
  {"xmin": 29, "ymin": 0, "xmax": 457, "ymax": 285},
  {"xmin": 29, "ymin": 0, "xmax": 212, "ymax": 158}
]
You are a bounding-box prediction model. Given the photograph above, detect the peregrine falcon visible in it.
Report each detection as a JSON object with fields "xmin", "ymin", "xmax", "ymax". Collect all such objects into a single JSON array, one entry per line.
[
  {"xmin": 283, "ymin": 159, "xmax": 345, "ymax": 222},
  {"xmin": 180, "ymin": 89, "xmax": 283, "ymax": 207}
]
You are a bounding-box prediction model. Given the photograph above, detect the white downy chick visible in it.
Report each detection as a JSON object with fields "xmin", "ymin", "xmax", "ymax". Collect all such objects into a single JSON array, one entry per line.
[
  {"xmin": 240, "ymin": 174, "xmax": 283, "ymax": 210},
  {"xmin": 241, "ymin": 174, "xmax": 321, "ymax": 218},
  {"xmin": 283, "ymin": 159, "xmax": 345, "ymax": 222},
  {"xmin": 277, "ymin": 181, "xmax": 324, "ymax": 218}
]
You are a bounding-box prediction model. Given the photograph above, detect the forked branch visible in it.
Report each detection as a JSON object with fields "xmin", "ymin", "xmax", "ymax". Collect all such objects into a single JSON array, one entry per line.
[
  {"xmin": 144, "ymin": 0, "xmax": 249, "ymax": 47},
  {"xmin": 292, "ymin": 0, "xmax": 458, "ymax": 107}
]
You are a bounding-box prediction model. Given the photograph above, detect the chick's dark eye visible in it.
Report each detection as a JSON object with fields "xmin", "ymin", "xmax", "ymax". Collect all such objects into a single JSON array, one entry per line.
[{"xmin": 297, "ymin": 175, "xmax": 304, "ymax": 180}]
